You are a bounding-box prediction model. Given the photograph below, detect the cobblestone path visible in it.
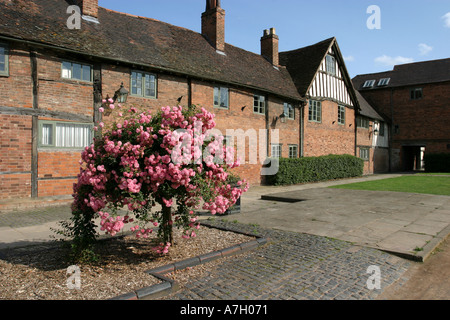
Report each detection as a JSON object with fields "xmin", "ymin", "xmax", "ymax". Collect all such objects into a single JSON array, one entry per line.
[{"xmin": 162, "ymin": 219, "xmax": 411, "ymax": 300}]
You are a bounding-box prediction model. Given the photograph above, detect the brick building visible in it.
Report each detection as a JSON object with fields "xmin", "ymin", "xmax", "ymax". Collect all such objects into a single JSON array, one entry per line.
[
  {"xmin": 0, "ymin": 0, "xmax": 363, "ymax": 204},
  {"xmin": 353, "ymin": 58, "xmax": 450, "ymax": 172}
]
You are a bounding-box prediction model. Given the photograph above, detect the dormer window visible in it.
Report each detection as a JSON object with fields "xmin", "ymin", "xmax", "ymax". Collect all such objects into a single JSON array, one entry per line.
[
  {"xmin": 378, "ymin": 78, "xmax": 390, "ymax": 86},
  {"xmin": 362, "ymin": 80, "xmax": 376, "ymax": 88}
]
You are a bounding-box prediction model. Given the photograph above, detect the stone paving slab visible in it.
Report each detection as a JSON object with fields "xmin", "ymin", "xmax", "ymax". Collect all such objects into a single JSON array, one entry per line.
[{"xmin": 229, "ymin": 186, "xmax": 450, "ymax": 262}]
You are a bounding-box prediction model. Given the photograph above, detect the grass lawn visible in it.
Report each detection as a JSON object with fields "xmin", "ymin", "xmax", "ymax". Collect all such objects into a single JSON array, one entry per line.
[
  {"xmin": 416, "ymin": 172, "xmax": 450, "ymax": 176},
  {"xmin": 330, "ymin": 175, "xmax": 450, "ymax": 196}
]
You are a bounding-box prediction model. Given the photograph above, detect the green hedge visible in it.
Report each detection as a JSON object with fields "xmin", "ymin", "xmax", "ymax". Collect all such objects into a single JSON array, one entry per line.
[
  {"xmin": 424, "ymin": 153, "xmax": 450, "ymax": 173},
  {"xmin": 265, "ymin": 154, "xmax": 364, "ymax": 186}
]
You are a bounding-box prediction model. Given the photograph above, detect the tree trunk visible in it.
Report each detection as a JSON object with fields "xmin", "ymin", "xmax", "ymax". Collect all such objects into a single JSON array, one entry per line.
[{"xmin": 162, "ymin": 205, "xmax": 174, "ymax": 245}]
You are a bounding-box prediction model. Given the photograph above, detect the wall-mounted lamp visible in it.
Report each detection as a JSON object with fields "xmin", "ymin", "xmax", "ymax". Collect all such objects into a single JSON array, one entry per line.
[
  {"xmin": 279, "ymin": 112, "xmax": 287, "ymax": 124},
  {"xmin": 103, "ymin": 83, "xmax": 129, "ymax": 116},
  {"xmin": 114, "ymin": 82, "xmax": 129, "ymax": 104}
]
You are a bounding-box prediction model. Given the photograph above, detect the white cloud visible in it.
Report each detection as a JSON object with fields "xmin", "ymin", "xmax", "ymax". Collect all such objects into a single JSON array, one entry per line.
[
  {"xmin": 344, "ymin": 55, "xmax": 355, "ymax": 62},
  {"xmin": 374, "ymin": 55, "xmax": 414, "ymax": 67},
  {"xmin": 442, "ymin": 12, "xmax": 450, "ymax": 28},
  {"xmin": 418, "ymin": 43, "xmax": 433, "ymax": 56}
]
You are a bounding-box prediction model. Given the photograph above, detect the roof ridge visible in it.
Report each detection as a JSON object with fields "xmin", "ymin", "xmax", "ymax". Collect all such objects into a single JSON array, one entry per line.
[{"xmin": 279, "ymin": 37, "xmax": 335, "ymax": 55}]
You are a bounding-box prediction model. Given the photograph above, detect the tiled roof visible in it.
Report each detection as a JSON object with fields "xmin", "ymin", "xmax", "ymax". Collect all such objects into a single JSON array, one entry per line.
[
  {"xmin": 355, "ymin": 91, "xmax": 383, "ymax": 121},
  {"xmin": 0, "ymin": 0, "xmax": 302, "ymax": 101},
  {"xmin": 352, "ymin": 58, "xmax": 450, "ymax": 90}
]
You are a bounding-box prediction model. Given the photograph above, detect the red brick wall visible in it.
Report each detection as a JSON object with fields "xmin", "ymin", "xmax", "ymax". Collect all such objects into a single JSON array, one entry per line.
[
  {"xmin": 303, "ymin": 100, "xmax": 355, "ymax": 157},
  {"xmin": 0, "ymin": 114, "xmax": 32, "ymax": 199},
  {"xmin": 0, "ymin": 43, "xmax": 33, "ymax": 108}
]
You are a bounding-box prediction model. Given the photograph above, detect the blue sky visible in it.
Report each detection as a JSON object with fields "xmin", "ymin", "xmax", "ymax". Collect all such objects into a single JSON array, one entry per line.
[{"xmin": 98, "ymin": 0, "xmax": 450, "ymax": 78}]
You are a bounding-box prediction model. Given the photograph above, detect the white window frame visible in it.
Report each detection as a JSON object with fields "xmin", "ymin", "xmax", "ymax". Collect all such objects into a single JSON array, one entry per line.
[
  {"xmin": 378, "ymin": 78, "xmax": 390, "ymax": 86},
  {"xmin": 362, "ymin": 80, "xmax": 376, "ymax": 88},
  {"xmin": 130, "ymin": 70, "xmax": 157, "ymax": 98},
  {"xmin": 0, "ymin": 43, "xmax": 9, "ymax": 77},
  {"xmin": 213, "ymin": 86, "xmax": 229, "ymax": 109},
  {"xmin": 61, "ymin": 60, "xmax": 93, "ymax": 82}
]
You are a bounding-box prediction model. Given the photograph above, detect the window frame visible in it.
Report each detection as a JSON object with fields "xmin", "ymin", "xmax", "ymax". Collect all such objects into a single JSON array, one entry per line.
[
  {"xmin": 271, "ymin": 144, "xmax": 282, "ymax": 158},
  {"xmin": 284, "ymin": 103, "xmax": 295, "ymax": 120},
  {"xmin": 378, "ymin": 78, "xmax": 390, "ymax": 86},
  {"xmin": 288, "ymin": 145, "xmax": 298, "ymax": 159},
  {"xmin": 356, "ymin": 116, "xmax": 370, "ymax": 129},
  {"xmin": 213, "ymin": 86, "xmax": 229, "ymax": 109},
  {"xmin": 308, "ymin": 100, "xmax": 322, "ymax": 123},
  {"xmin": 326, "ymin": 55, "xmax": 336, "ymax": 76},
  {"xmin": 61, "ymin": 60, "xmax": 93, "ymax": 82},
  {"xmin": 410, "ymin": 87, "xmax": 423, "ymax": 100},
  {"xmin": 38, "ymin": 120, "xmax": 94, "ymax": 149},
  {"xmin": 338, "ymin": 105, "xmax": 346, "ymax": 125},
  {"xmin": 130, "ymin": 70, "xmax": 158, "ymax": 99},
  {"xmin": 362, "ymin": 80, "xmax": 376, "ymax": 88},
  {"xmin": 253, "ymin": 94, "xmax": 266, "ymax": 115},
  {"xmin": 359, "ymin": 147, "xmax": 370, "ymax": 161},
  {"xmin": 0, "ymin": 43, "xmax": 9, "ymax": 77}
]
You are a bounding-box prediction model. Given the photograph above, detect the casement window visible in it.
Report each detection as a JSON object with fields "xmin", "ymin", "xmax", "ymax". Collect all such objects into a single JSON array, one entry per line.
[
  {"xmin": 359, "ymin": 148, "xmax": 370, "ymax": 161},
  {"xmin": 326, "ymin": 55, "xmax": 336, "ymax": 76},
  {"xmin": 410, "ymin": 87, "xmax": 423, "ymax": 100},
  {"xmin": 338, "ymin": 105, "xmax": 346, "ymax": 125},
  {"xmin": 271, "ymin": 144, "xmax": 282, "ymax": 158},
  {"xmin": 61, "ymin": 61, "xmax": 92, "ymax": 82},
  {"xmin": 308, "ymin": 100, "xmax": 322, "ymax": 122},
  {"xmin": 253, "ymin": 94, "xmax": 266, "ymax": 115},
  {"xmin": 131, "ymin": 71, "xmax": 157, "ymax": 98},
  {"xmin": 0, "ymin": 43, "xmax": 9, "ymax": 76},
  {"xmin": 288, "ymin": 145, "xmax": 298, "ymax": 159},
  {"xmin": 284, "ymin": 103, "xmax": 295, "ymax": 120},
  {"xmin": 39, "ymin": 121, "xmax": 93, "ymax": 149},
  {"xmin": 213, "ymin": 87, "xmax": 229, "ymax": 109},
  {"xmin": 356, "ymin": 116, "xmax": 370, "ymax": 129}
]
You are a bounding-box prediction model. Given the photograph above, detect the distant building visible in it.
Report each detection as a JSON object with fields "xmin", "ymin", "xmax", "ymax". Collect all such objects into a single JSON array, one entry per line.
[{"xmin": 353, "ymin": 58, "xmax": 450, "ymax": 171}]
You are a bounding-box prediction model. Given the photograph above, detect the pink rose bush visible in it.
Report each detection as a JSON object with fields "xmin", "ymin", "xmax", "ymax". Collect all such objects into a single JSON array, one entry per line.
[{"xmin": 69, "ymin": 104, "xmax": 248, "ymax": 256}]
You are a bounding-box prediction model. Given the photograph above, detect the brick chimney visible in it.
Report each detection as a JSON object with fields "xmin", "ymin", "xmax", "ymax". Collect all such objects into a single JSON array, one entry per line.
[
  {"xmin": 202, "ymin": 0, "xmax": 225, "ymax": 52},
  {"xmin": 78, "ymin": 0, "xmax": 98, "ymax": 18},
  {"xmin": 261, "ymin": 28, "xmax": 279, "ymax": 66}
]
